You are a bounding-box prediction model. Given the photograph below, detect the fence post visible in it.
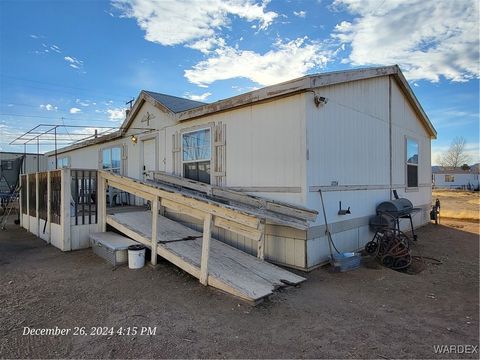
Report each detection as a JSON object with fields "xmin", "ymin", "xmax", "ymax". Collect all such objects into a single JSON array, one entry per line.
[
  {"xmin": 26, "ymin": 174, "xmax": 30, "ymax": 230},
  {"xmin": 199, "ymin": 213, "xmax": 213, "ymax": 286},
  {"xmin": 35, "ymin": 173, "xmax": 39, "ymax": 236},
  {"xmin": 97, "ymin": 171, "xmax": 107, "ymax": 232},
  {"xmin": 151, "ymin": 198, "xmax": 159, "ymax": 266},
  {"xmin": 19, "ymin": 174, "xmax": 23, "ymax": 227},
  {"xmin": 46, "ymin": 171, "xmax": 51, "ymax": 244},
  {"xmin": 61, "ymin": 168, "xmax": 71, "ymax": 251}
]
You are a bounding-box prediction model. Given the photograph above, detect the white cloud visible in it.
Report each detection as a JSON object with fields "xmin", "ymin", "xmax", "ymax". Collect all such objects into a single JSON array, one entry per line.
[
  {"xmin": 50, "ymin": 45, "xmax": 61, "ymax": 53},
  {"xmin": 332, "ymin": 0, "xmax": 479, "ymax": 82},
  {"xmin": 112, "ymin": 0, "xmax": 277, "ymax": 46},
  {"xmin": 293, "ymin": 10, "xmax": 306, "ymax": 18},
  {"xmin": 184, "ymin": 37, "xmax": 332, "ymax": 86},
  {"xmin": 75, "ymin": 99, "xmax": 90, "ymax": 107},
  {"xmin": 188, "ymin": 38, "xmax": 226, "ymax": 54},
  {"xmin": 40, "ymin": 104, "xmax": 57, "ymax": 111},
  {"xmin": 184, "ymin": 92, "xmax": 212, "ymax": 101},
  {"xmin": 69, "ymin": 107, "xmax": 81, "ymax": 114},
  {"xmin": 64, "ymin": 56, "xmax": 84, "ymax": 70},
  {"xmin": 107, "ymin": 108, "xmax": 126, "ymax": 121}
]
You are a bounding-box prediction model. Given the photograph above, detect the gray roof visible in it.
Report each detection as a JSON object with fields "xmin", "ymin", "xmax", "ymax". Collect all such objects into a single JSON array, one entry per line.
[{"xmin": 144, "ymin": 91, "xmax": 206, "ymax": 113}]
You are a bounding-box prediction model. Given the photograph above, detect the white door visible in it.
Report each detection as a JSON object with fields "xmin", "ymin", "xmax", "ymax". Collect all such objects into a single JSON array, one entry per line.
[{"xmin": 142, "ymin": 138, "xmax": 156, "ymax": 181}]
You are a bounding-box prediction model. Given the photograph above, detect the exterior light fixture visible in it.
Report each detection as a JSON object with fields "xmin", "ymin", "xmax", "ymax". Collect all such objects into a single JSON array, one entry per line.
[
  {"xmin": 131, "ymin": 135, "xmax": 137, "ymax": 144},
  {"xmin": 314, "ymin": 95, "xmax": 328, "ymax": 107}
]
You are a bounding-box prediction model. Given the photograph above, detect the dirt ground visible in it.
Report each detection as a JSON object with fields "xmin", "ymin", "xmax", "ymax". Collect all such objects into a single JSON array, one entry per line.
[
  {"xmin": 0, "ymin": 216, "xmax": 478, "ymax": 359},
  {"xmin": 432, "ymin": 190, "xmax": 479, "ymax": 221}
]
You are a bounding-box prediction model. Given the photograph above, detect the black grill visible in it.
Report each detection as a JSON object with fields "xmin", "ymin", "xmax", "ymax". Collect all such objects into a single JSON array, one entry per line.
[
  {"xmin": 376, "ymin": 198, "xmax": 413, "ymax": 217},
  {"xmin": 372, "ymin": 194, "xmax": 420, "ymax": 241}
]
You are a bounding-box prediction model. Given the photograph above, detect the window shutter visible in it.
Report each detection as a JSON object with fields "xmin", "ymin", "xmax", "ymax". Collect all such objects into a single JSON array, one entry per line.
[
  {"xmin": 98, "ymin": 149, "xmax": 103, "ymax": 170},
  {"xmin": 172, "ymin": 131, "xmax": 181, "ymax": 176},
  {"xmin": 213, "ymin": 122, "xmax": 226, "ymax": 186},
  {"xmin": 122, "ymin": 144, "xmax": 128, "ymax": 176}
]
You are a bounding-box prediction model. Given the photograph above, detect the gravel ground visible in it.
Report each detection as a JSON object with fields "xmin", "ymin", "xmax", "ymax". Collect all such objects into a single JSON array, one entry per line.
[{"xmin": 0, "ymin": 216, "xmax": 478, "ymax": 359}]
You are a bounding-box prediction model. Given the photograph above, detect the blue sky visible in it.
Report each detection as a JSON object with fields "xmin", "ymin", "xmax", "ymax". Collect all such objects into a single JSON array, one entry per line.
[{"xmin": 0, "ymin": 0, "xmax": 478, "ymax": 165}]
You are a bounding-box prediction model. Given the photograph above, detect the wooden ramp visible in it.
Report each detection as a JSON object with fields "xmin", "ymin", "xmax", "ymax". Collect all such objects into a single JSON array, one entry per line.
[{"xmin": 107, "ymin": 211, "xmax": 305, "ymax": 303}]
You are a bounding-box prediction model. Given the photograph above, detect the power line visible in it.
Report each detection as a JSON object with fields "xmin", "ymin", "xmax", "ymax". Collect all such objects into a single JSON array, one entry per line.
[
  {"xmin": 0, "ymin": 112, "xmax": 124, "ymax": 123},
  {"xmin": 0, "ymin": 74, "xmax": 131, "ymax": 102}
]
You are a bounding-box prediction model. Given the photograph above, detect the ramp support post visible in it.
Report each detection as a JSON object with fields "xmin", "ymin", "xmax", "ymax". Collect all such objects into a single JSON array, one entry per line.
[
  {"xmin": 151, "ymin": 197, "xmax": 159, "ymax": 266},
  {"xmin": 257, "ymin": 219, "xmax": 266, "ymax": 260},
  {"xmin": 98, "ymin": 174, "xmax": 107, "ymax": 232},
  {"xmin": 199, "ymin": 213, "xmax": 213, "ymax": 285}
]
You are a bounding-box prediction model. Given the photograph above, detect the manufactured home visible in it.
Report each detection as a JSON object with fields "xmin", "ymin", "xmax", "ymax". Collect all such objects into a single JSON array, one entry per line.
[
  {"xmin": 433, "ymin": 168, "xmax": 479, "ymax": 190},
  {"xmin": 20, "ymin": 65, "xmax": 436, "ymax": 300},
  {"xmin": 42, "ymin": 65, "xmax": 436, "ymax": 269}
]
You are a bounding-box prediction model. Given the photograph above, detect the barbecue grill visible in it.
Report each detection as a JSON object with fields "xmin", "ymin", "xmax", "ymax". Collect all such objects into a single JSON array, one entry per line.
[
  {"xmin": 365, "ymin": 192, "xmax": 420, "ymax": 271},
  {"xmin": 374, "ymin": 194, "xmax": 421, "ymax": 241}
]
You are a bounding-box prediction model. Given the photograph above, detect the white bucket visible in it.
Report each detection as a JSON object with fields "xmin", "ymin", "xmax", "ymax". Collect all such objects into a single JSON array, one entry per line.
[{"xmin": 128, "ymin": 245, "xmax": 145, "ymax": 269}]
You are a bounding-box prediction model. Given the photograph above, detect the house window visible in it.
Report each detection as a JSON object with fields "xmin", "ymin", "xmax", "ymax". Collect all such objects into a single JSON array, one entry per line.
[
  {"xmin": 182, "ymin": 128, "xmax": 211, "ymax": 184},
  {"xmin": 102, "ymin": 147, "xmax": 122, "ymax": 174},
  {"xmin": 406, "ymin": 138, "xmax": 418, "ymax": 188},
  {"xmin": 1, "ymin": 160, "xmax": 13, "ymax": 170},
  {"xmin": 57, "ymin": 156, "xmax": 70, "ymax": 168},
  {"xmin": 445, "ymin": 175, "xmax": 455, "ymax": 182}
]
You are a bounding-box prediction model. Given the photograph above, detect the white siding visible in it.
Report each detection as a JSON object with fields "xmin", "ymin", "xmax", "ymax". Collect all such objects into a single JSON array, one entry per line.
[
  {"xmin": 306, "ymin": 76, "xmax": 390, "ymax": 189},
  {"xmin": 165, "ymin": 94, "xmax": 308, "ymax": 206},
  {"xmin": 305, "ymin": 76, "xmax": 433, "ymax": 268},
  {"xmin": 390, "ymin": 78, "xmax": 432, "ymax": 205}
]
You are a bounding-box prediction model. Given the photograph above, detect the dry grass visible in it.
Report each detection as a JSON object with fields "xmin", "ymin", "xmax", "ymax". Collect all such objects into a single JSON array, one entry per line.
[{"xmin": 432, "ymin": 189, "xmax": 480, "ymax": 221}]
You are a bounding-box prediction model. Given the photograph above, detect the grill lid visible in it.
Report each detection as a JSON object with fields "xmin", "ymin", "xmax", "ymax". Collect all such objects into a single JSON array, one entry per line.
[{"xmin": 376, "ymin": 198, "xmax": 413, "ymax": 216}]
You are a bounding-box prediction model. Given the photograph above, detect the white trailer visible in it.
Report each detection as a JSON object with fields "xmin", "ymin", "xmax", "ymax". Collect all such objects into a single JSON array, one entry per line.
[{"xmin": 45, "ymin": 65, "xmax": 436, "ymax": 270}]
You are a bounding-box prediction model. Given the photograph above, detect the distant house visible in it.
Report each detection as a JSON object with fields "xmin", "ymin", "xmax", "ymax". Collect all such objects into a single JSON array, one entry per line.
[
  {"xmin": 0, "ymin": 152, "xmax": 47, "ymax": 192},
  {"xmin": 432, "ymin": 167, "xmax": 479, "ymax": 190}
]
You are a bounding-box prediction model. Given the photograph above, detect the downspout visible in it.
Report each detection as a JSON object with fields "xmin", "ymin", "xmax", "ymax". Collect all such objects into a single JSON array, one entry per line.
[{"xmin": 389, "ymin": 76, "xmax": 393, "ymax": 200}]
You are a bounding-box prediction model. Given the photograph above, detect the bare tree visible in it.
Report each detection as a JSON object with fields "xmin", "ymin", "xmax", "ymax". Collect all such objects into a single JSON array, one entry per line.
[{"xmin": 438, "ymin": 136, "xmax": 471, "ymax": 169}]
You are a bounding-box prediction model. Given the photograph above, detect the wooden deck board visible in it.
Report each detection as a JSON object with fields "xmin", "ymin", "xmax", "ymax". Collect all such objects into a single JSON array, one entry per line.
[
  {"xmin": 110, "ymin": 211, "xmax": 201, "ymax": 243},
  {"xmin": 107, "ymin": 211, "xmax": 305, "ymax": 302}
]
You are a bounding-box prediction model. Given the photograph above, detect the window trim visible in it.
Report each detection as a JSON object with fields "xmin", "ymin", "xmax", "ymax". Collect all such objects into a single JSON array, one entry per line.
[
  {"xmin": 405, "ymin": 136, "xmax": 419, "ymax": 189},
  {"xmin": 181, "ymin": 126, "xmax": 213, "ymax": 183},
  {"xmin": 100, "ymin": 146, "xmax": 123, "ymax": 174},
  {"xmin": 445, "ymin": 174, "xmax": 455, "ymax": 183},
  {"xmin": 57, "ymin": 156, "xmax": 71, "ymax": 169}
]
